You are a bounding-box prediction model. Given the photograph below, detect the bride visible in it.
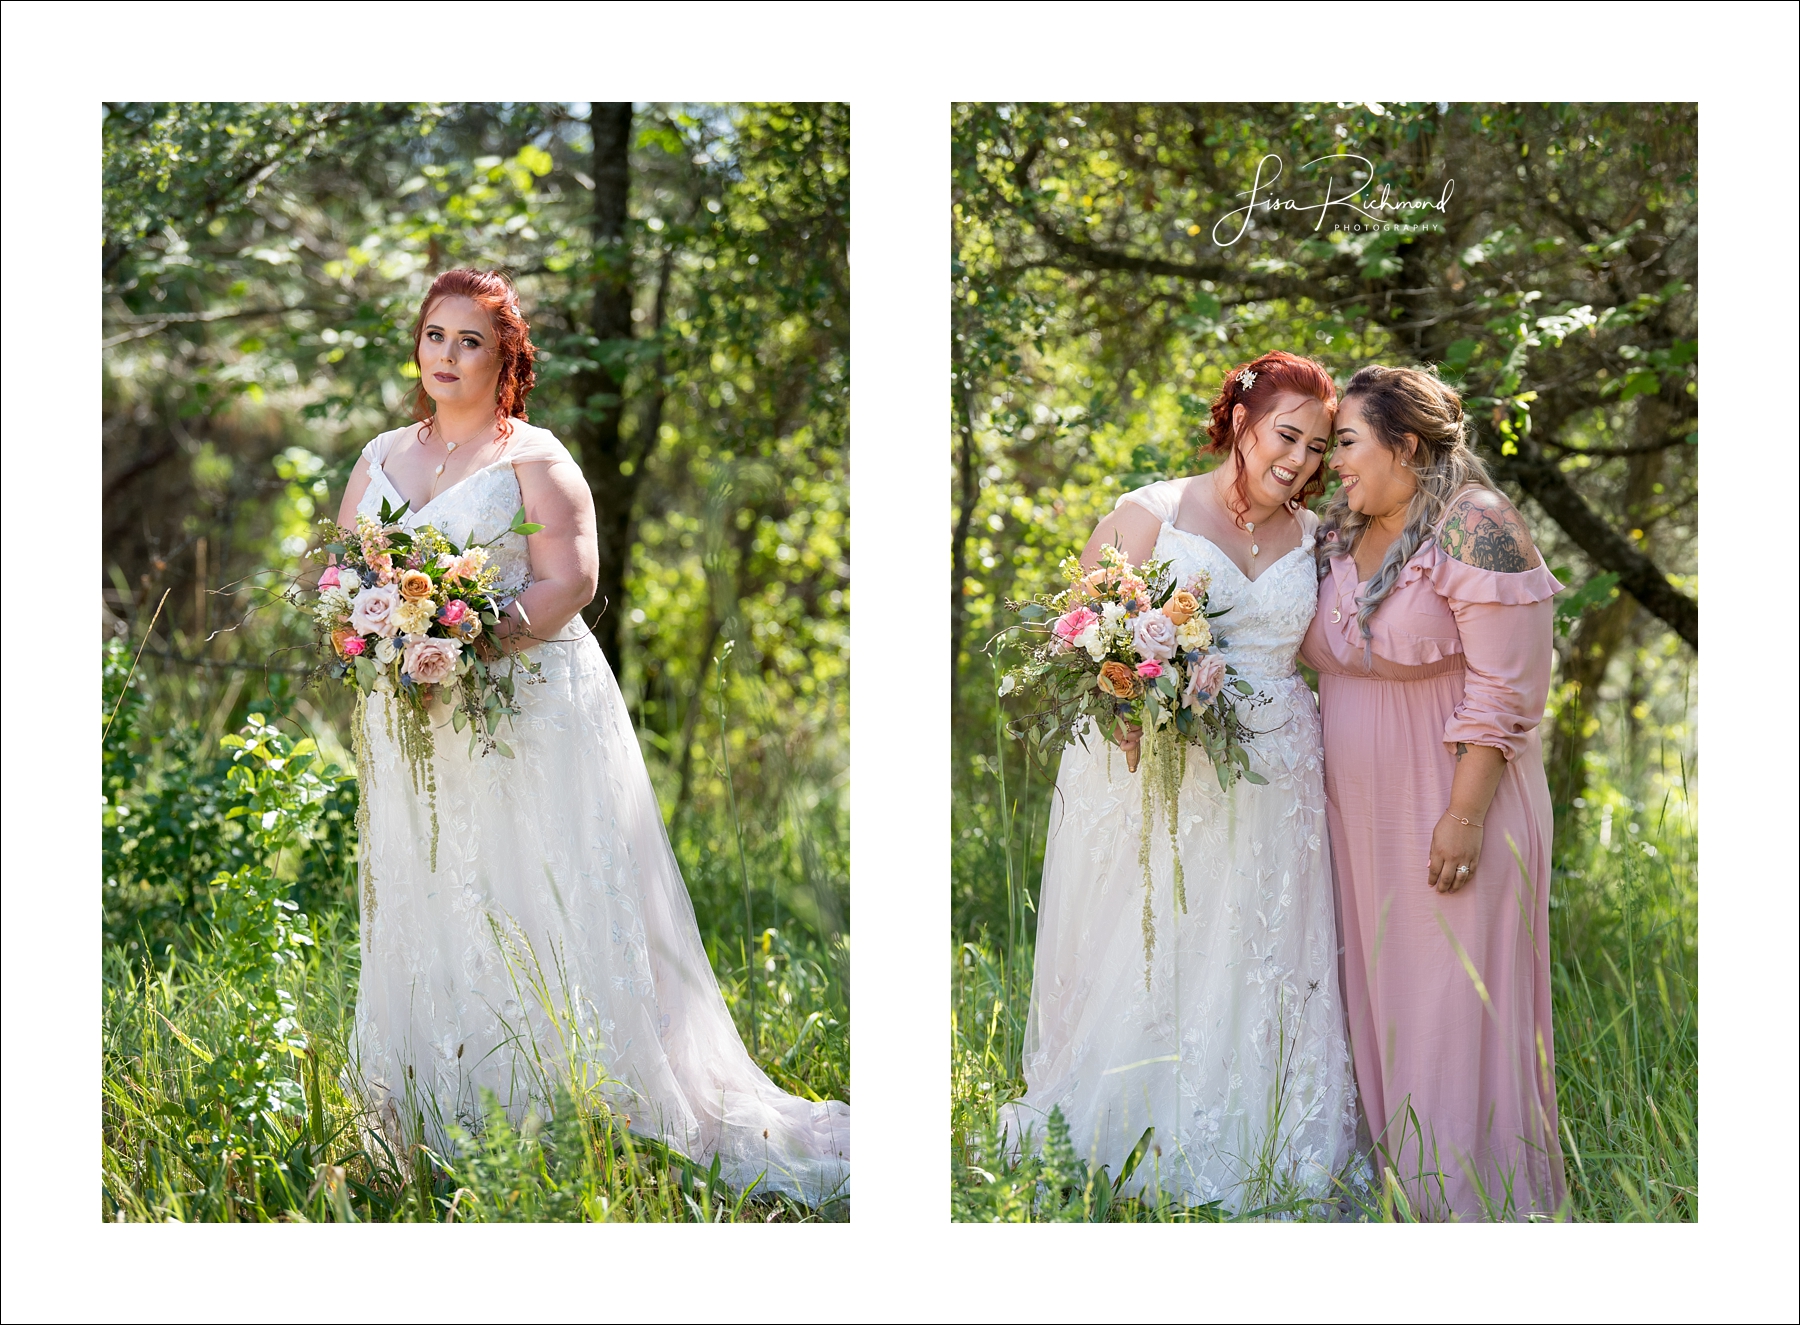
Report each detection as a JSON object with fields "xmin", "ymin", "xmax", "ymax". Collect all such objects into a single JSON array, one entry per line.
[
  {"xmin": 330, "ymin": 269, "xmax": 848, "ymax": 1204},
  {"xmin": 1003, "ymin": 351, "xmax": 1359, "ymax": 1213}
]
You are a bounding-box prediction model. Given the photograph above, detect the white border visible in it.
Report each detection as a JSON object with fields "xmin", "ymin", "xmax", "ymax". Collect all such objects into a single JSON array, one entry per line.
[{"xmin": 2, "ymin": 2, "xmax": 1795, "ymax": 1321}]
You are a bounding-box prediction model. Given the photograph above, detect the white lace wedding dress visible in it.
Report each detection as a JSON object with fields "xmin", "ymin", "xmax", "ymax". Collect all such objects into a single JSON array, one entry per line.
[
  {"xmin": 1003, "ymin": 479, "xmax": 1359, "ymax": 1213},
  {"xmin": 347, "ymin": 422, "xmax": 848, "ymax": 1204}
]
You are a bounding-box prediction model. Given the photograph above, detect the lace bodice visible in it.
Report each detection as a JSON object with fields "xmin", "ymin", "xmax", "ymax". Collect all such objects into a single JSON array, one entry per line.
[
  {"xmin": 1153, "ymin": 525, "xmax": 1318, "ymax": 682},
  {"xmin": 1124, "ymin": 479, "xmax": 1320, "ymax": 683},
  {"xmin": 357, "ymin": 421, "xmax": 575, "ymax": 601}
]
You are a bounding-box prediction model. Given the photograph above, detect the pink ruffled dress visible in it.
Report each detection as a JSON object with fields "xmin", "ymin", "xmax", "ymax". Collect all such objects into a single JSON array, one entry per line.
[{"xmin": 1299, "ymin": 526, "xmax": 1567, "ymax": 1220}]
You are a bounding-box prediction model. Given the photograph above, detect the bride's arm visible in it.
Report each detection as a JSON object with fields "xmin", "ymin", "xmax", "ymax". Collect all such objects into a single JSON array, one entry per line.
[
  {"xmin": 1078, "ymin": 500, "xmax": 1163, "ymax": 572},
  {"xmin": 491, "ymin": 456, "xmax": 599, "ymax": 652},
  {"xmin": 321, "ymin": 458, "xmax": 376, "ymax": 586}
]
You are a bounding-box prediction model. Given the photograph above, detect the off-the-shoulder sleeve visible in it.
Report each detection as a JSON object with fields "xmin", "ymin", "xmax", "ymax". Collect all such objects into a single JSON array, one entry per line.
[
  {"xmin": 1114, "ymin": 478, "xmax": 1182, "ymax": 525},
  {"xmin": 1435, "ymin": 556, "xmax": 1564, "ymax": 760},
  {"xmin": 503, "ymin": 420, "xmax": 577, "ymax": 468}
]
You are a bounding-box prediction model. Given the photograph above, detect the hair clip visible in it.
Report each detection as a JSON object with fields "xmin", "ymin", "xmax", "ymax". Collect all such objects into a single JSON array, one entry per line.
[{"xmin": 1237, "ymin": 368, "xmax": 1258, "ymax": 391}]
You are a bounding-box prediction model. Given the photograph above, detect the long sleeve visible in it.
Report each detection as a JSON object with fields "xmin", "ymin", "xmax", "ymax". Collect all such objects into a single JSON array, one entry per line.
[{"xmin": 1434, "ymin": 558, "xmax": 1563, "ymax": 760}]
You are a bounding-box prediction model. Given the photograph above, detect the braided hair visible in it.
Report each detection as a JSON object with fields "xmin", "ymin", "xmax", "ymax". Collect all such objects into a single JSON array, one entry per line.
[{"xmin": 1316, "ymin": 364, "xmax": 1499, "ymax": 641}]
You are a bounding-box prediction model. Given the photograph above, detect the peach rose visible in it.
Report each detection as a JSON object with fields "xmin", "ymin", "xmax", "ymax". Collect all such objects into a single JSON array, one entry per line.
[
  {"xmin": 331, "ymin": 628, "xmax": 364, "ymax": 658},
  {"xmin": 1164, "ymin": 589, "xmax": 1200, "ymax": 626},
  {"xmin": 1097, "ymin": 660, "xmax": 1143, "ymax": 699},
  {"xmin": 398, "ymin": 569, "xmax": 435, "ymax": 602},
  {"xmin": 402, "ymin": 635, "xmax": 462, "ymax": 686}
]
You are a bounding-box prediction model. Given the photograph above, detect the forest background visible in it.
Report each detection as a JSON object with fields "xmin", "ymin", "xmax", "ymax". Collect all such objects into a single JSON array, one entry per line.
[
  {"xmin": 950, "ymin": 102, "xmax": 1697, "ymax": 1221},
  {"xmin": 101, "ymin": 101, "xmax": 849, "ymax": 1221}
]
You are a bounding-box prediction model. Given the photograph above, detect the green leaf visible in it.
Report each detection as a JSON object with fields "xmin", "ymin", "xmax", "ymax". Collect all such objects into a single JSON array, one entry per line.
[
  {"xmin": 492, "ymin": 738, "xmax": 515, "ymax": 758},
  {"xmin": 452, "ymin": 707, "xmax": 467, "ymax": 732}
]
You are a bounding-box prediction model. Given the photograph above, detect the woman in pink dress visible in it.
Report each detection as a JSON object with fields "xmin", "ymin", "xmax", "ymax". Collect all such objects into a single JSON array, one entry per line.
[{"xmin": 1300, "ymin": 365, "xmax": 1567, "ymax": 1220}]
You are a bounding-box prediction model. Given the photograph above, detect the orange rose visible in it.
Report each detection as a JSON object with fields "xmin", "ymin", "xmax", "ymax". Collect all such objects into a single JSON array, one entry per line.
[
  {"xmin": 1097, "ymin": 660, "xmax": 1143, "ymax": 699},
  {"xmin": 398, "ymin": 569, "xmax": 435, "ymax": 602},
  {"xmin": 1164, "ymin": 590, "xmax": 1200, "ymax": 626}
]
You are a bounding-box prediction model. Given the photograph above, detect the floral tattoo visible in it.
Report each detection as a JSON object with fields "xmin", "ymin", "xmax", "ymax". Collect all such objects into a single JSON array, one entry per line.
[{"xmin": 1438, "ymin": 494, "xmax": 1538, "ymax": 573}]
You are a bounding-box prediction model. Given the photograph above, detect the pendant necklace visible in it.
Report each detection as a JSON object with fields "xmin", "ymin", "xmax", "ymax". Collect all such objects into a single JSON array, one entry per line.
[{"xmin": 423, "ymin": 419, "xmax": 494, "ymax": 500}]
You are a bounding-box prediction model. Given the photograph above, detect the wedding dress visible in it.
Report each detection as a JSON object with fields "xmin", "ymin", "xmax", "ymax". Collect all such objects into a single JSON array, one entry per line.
[
  {"xmin": 347, "ymin": 422, "xmax": 848, "ymax": 1204},
  {"xmin": 1003, "ymin": 479, "xmax": 1358, "ymax": 1213}
]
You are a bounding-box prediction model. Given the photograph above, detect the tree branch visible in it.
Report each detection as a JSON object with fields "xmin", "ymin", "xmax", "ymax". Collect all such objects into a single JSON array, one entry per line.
[{"xmin": 1490, "ymin": 432, "xmax": 1697, "ymax": 650}]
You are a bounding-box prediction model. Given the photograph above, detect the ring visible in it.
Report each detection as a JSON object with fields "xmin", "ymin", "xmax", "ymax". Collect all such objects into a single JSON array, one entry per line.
[{"xmin": 1456, "ymin": 865, "xmax": 1469, "ymax": 876}]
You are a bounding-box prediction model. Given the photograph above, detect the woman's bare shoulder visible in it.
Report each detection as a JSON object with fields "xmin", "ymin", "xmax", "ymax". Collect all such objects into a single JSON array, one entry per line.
[{"xmin": 1438, "ymin": 486, "xmax": 1541, "ymax": 571}]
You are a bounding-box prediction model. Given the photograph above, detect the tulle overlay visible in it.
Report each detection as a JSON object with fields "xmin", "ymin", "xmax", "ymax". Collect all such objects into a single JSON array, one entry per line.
[
  {"xmin": 1004, "ymin": 482, "xmax": 1359, "ymax": 1212},
  {"xmin": 348, "ymin": 425, "xmax": 848, "ymax": 1203}
]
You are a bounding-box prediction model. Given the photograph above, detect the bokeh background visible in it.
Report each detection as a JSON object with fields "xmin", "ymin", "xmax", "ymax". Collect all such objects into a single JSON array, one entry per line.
[
  {"xmin": 101, "ymin": 102, "xmax": 848, "ymax": 1220},
  {"xmin": 951, "ymin": 103, "xmax": 1696, "ymax": 1221}
]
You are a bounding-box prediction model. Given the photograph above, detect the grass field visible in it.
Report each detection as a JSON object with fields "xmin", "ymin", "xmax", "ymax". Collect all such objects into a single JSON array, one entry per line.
[
  {"xmin": 951, "ymin": 730, "xmax": 1697, "ymax": 1222},
  {"xmin": 101, "ymin": 642, "xmax": 849, "ymax": 1224}
]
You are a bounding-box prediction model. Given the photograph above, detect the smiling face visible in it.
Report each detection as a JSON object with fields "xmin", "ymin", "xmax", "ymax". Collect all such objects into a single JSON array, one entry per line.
[
  {"xmin": 1330, "ymin": 394, "xmax": 1419, "ymax": 521},
  {"xmin": 416, "ymin": 294, "xmax": 501, "ymax": 414},
  {"xmin": 1229, "ymin": 393, "xmax": 1333, "ymax": 509}
]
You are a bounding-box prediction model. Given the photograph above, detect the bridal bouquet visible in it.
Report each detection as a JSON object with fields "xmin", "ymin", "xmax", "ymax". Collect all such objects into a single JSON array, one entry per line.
[
  {"xmin": 998, "ymin": 542, "xmax": 1267, "ymax": 978},
  {"xmin": 306, "ymin": 497, "xmax": 546, "ymax": 858}
]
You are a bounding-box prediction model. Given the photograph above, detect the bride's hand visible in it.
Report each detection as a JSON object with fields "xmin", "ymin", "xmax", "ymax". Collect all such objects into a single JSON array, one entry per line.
[
  {"xmin": 1428, "ymin": 812, "xmax": 1483, "ymax": 893},
  {"xmin": 1115, "ymin": 718, "xmax": 1142, "ymax": 772}
]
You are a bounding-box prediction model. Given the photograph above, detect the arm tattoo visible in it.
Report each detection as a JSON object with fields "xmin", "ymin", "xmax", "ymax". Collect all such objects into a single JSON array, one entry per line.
[
  {"xmin": 1455, "ymin": 741, "xmax": 1468, "ymax": 761},
  {"xmin": 1438, "ymin": 496, "xmax": 1538, "ymax": 572}
]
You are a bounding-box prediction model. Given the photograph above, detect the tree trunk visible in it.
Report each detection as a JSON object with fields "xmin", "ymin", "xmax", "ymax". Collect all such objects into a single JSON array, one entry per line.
[
  {"xmin": 950, "ymin": 336, "xmax": 982, "ymax": 700},
  {"xmin": 1545, "ymin": 412, "xmax": 1670, "ymax": 853},
  {"xmin": 574, "ymin": 102, "xmax": 637, "ymax": 674}
]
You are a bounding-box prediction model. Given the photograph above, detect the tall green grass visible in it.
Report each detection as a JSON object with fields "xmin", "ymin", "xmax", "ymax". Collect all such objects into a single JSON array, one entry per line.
[
  {"xmin": 103, "ymin": 912, "xmax": 847, "ymax": 1222},
  {"xmin": 951, "ymin": 724, "xmax": 1697, "ymax": 1223},
  {"xmin": 101, "ymin": 643, "xmax": 849, "ymax": 1223}
]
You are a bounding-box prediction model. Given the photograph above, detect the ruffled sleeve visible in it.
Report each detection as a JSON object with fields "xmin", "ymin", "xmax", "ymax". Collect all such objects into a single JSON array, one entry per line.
[
  {"xmin": 502, "ymin": 420, "xmax": 577, "ymax": 468},
  {"xmin": 1434, "ymin": 553, "xmax": 1564, "ymax": 760},
  {"xmin": 1114, "ymin": 478, "xmax": 1183, "ymax": 525}
]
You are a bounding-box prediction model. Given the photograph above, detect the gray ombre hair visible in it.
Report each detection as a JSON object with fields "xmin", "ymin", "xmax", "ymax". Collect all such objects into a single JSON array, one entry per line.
[{"xmin": 1316, "ymin": 364, "xmax": 1499, "ymax": 642}]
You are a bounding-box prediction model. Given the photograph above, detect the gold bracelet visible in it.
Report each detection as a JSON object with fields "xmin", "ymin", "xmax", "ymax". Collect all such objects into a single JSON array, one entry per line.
[{"xmin": 1446, "ymin": 811, "xmax": 1484, "ymax": 828}]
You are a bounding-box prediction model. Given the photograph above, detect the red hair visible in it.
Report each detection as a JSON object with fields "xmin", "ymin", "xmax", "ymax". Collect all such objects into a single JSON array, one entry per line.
[
  {"xmin": 1205, "ymin": 350, "xmax": 1338, "ymax": 525},
  {"xmin": 409, "ymin": 268, "xmax": 537, "ymax": 439}
]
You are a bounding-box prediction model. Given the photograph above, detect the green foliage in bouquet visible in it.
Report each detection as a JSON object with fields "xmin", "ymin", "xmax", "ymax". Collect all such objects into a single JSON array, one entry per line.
[
  {"xmin": 308, "ymin": 497, "xmax": 548, "ymax": 868},
  {"xmin": 996, "ymin": 543, "xmax": 1271, "ymax": 982}
]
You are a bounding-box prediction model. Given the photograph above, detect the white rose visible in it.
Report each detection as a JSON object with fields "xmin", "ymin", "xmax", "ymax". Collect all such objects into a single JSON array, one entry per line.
[
  {"xmin": 336, "ymin": 567, "xmax": 361, "ymax": 593},
  {"xmin": 374, "ymin": 638, "xmax": 398, "ymax": 666},
  {"xmin": 349, "ymin": 584, "xmax": 401, "ymax": 638},
  {"xmin": 1101, "ymin": 601, "xmax": 1127, "ymax": 624}
]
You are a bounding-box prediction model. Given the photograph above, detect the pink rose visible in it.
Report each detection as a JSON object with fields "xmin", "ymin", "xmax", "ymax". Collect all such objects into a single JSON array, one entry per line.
[
  {"xmin": 437, "ymin": 599, "xmax": 469, "ymax": 626},
  {"xmin": 402, "ymin": 635, "xmax": 462, "ymax": 686},
  {"xmin": 340, "ymin": 635, "xmax": 366, "ymax": 657},
  {"xmin": 349, "ymin": 584, "xmax": 401, "ymax": 638},
  {"xmin": 1184, "ymin": 653, "xmax": 1228, "ymax": 709},
  {"xmin": 1052, "ymin": 605, "xmax": 1098, "ymax": 646},
  {"xmin": 1136, "ymin": 660, "xmax": 1163, "ymax": 680},
  {"xmin": 318, "ymin": 565, "xmax": 341, "ymax": 590},
  {"xmin": 1131, "ymin": 609, "xmax": 1177, "ymax": 663}
]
